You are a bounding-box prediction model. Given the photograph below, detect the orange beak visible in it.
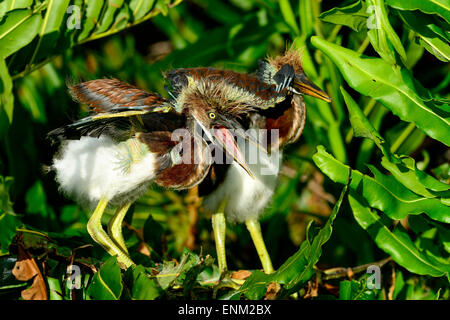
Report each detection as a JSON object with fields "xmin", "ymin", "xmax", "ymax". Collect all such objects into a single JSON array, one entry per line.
[{"xmin": 293, "ymin": 73, "xmax": 331, "ymax": 103}]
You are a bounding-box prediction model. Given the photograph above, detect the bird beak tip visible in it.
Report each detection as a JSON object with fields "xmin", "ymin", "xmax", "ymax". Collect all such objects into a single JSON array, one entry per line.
[{"xmin": 213, "ymin": 126, "xmax": 255, "ymax": 179}]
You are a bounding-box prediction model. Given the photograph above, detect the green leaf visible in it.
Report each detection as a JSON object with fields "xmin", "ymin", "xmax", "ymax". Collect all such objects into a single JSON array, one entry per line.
[
  {"xmin": 432, "ymin": 162, "xmax": 450, "ymax": 184},
  {"xmin": 313, "ymin": 146, "xmax": 450, "ymax": 223},
  {"xmin": 392, "ymin": 270, "xmax": 405, "ymax": 299},
  {"xmin": 339, "ymin": 278, "xmax": 377, "ymax": 300},
  {"xmin": 143, "ymin": 214, "xmax": 165, "ymax": 254},
  {"xmin": 155, "ymin": 251, "xmax": 198, "ymax": 290},
  {"xmin": 28, "ymin": 0, "xmax": 71, "ymax": 64},
  {"xmin": 397, "ymin": 10, "xmax": 450, "ymax": 62},
  {"xmin": 385, "ymin": 0, "xmax": 450, "ymax": 23},
  {"xmin": 131, "ymin": 265, "xmax": 161, "ymax": 300},
  {"xmin": 16, "ymin": 77, "xmax": 47, "ymax": 123},
  {"xmin": 0, "ymin": 0, "xmax": 33, "ymax": 20},
  {"xmin": 311, "ymin": 36, "xmax": 450, "ymax": 146},
  {"xmin": 25, "ymin": 180, "xmax": 47, "ymax": 215},
  {"xmin": 0, "ymin": 176, "xmax": 15, "ymax": 214},
  {"xmin": 237, "ymin": 176, "xmax": 349, "ymax": 299},
  {"xmin": 0, "ymin": 8, "xmax": 42, "ymax": 58},
  {"xmin": 341, "ymin": 86, "xmax": 449, "ymax": 202},
  {"xmin": 77, "ymin": 1, "xmax": 105, "ymax": 41},
  {"xmin": 0, "ymin": 58, "xmax": 13, "ymax": 132},
  {"xmin": 47, "ymin": 277, "xmax": 64, "ymax": 300},
  {"xmin": 348, "ymin": 191, "xmax": 449, "ymax": 278},
  {"xmin": 94, "ymin": 0, "xmax": 125, "ymax": 35},
  {"xmin": 340, "ymin": 86, "xmax": 392, "ymax": 160},
  {"xmin": 87, "ymin": 256, "xmax": 123, "ymax": 300},
  {"xmin": 278, "ymin": 0, "xmax": 299, "ymax": 35},
  {"xmin": 130, "ymin": 0, "xmax": 156, "ymax": 21},
  {"xmin": 380, "ymin": 156, "xmax": 450, "ymax": 199},
  {"xmin": 366, "ymin": 0, "xmax": 407, "ymax": 63},
  {"xmin": 319, "ymin": 0, "xmax": 368, "ymax": 32},
  {"xmin": 7, "ymin": 0, "xmax": 182, "ymax": 79},
  {"xmin": 0, "ymin": 176, "xmax": 20, "ymax": 254},
  {"xmin": 298, "ymin": 0, "xmax": 315, "ymax": 36}
]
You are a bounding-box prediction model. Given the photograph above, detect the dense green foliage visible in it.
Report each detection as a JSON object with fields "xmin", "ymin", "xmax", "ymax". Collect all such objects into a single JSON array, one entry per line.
[{"xmin": 0, "ymin": 0, "xmax": 449, "ymax": 300}]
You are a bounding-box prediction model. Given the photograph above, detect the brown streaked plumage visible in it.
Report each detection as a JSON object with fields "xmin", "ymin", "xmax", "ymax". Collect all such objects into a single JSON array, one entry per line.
[
  {"xmin": 69, "ymin": 78, "xmax": 169, "ymax": 113},
  {"xmin": 167, "ymin": 67, "xmax": 287, "ymax": 111},
  {"xmin": 267, "ymin": 46, "xmax": 304, "ymax": 74},
  {"xmin": 154, "ymin": 136, "xmax": 210, "ymax": 190},
  {"xmin": 250, "ymin": 94, "xmax": 306, "ymax": 150}
]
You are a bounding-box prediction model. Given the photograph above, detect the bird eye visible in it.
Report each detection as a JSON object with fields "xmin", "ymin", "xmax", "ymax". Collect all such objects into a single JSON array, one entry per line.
[{"xmin": 208, "ymin": 112, "xmax": 216, "ymax": 119}]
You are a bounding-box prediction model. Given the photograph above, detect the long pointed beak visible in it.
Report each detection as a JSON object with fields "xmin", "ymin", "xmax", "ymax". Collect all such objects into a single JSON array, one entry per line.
[
  {"xmin": 293, "ymin": 73, "xmax": 331, "ymax": 103},
  {"xmin": 213, "ymin": 126, "xmax": 255, "ymax": 179}
]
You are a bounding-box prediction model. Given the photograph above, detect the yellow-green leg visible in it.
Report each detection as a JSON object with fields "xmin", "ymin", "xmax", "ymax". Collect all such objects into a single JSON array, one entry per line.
[
  {"xmin": 87, "ymin": 198, "xmax": 135, "ymax": 269},
  {"xmin": 212, "ymin": 199, "xmax": 228, "ymax": 274},
  {"xmin": 107, "ymin": 202, "xmax": 131, "ymax": 254},
  {"xmin": 245, "ymin": 219, "xmax": 274, "ymax": 274},
  {"xmin": 211, "ymin": 200, "xmax": 241, "ymax": 297}
]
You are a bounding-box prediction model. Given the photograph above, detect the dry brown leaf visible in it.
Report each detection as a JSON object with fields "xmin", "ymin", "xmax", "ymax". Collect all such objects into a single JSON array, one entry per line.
[
  {"xmin": 231, "ymin": 270, "xmax": 252, "ymax": 280},
  {"xmin": 21, "ymin": 276, "xmax": 48, "ymax": 300},
  {"xmin": 303, "ymin": 278, "xmax": 319, "ymax": 299},
  {"xmin": 12, "ymin": 245, "xmax": 48, "ymax": 300},
  {"xmin": 323, "ymin": 282, "xmax": 339, "ymax": 296},
  {"xmin": 264, "ymin": 282, "xmax": 281, "ymax": 300},
  {"xmin": 137, "ymin": 242, "xmax": 151, "ymax": 257}
]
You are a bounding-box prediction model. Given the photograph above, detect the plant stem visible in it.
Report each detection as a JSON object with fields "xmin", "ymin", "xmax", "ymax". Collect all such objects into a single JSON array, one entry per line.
[
  {"xmin": 327, "ymin": 25, "xmax": 342, "ymax": 42},
  {"xmin": 357, "ymin": 37, "xmax": 370, "ymax": 54},
  {"xmin": 390, "ymin": 122, "xmax": 416, "ymax": 153}
]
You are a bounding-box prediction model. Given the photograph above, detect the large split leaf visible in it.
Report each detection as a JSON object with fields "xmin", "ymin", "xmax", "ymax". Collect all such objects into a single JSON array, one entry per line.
[
  {"xmin": 311, "ymin": 36, "xmax": 450, "ymax": 146},
  {"xmin": 27, "ymin": 0, "xmax": 71, "ymax": 65},
  {"xmin": 234, "ymin": 177, "xmax": 349, "ymax": 300},
  {"xmin": 380, "ymin": 157, "xmax": 450, "ymax": 202},
  {"xmin": 319, "ymin": 0, "xmax": 368, "ymax": 32},
  {"xmin": 340, "ymin": 86, "xmax": 449, "ymax": 203},
  {"xmin": 348, "ymin": 191, "xmax": 449, "ymax": 278},
  {"xmin": 366, "ymin": 0, "xmax": 407, "ymax": 63},
  {"xmin": 397, "ymin": 10, "xmax": 450, "ymax": 62},
  {"xmin": 385, "ymin": 0, "xmax": 450, "ymax": 23},
  {"xmin": 0, "ymin": 8, "xmax": 42, "ymax": 59},
  {"xmin": 2, "ymin": 0, "xmax": 182, "ymax": 79},
  {"xmin": 313, "ymin": 146, "xmax": 450, "ymax": 223}
]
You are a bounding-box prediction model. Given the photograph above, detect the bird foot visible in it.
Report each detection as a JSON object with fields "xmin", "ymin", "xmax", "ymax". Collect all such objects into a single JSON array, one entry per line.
[{"xmin": 212, "ymin": 270, "xmax": 243, "ymax": 298}]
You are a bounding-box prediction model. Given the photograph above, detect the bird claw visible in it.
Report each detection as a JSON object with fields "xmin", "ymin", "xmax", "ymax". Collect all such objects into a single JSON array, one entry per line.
[{"xmin": 212, "ymin": 271, "xmax": 243, "ymax": 298}]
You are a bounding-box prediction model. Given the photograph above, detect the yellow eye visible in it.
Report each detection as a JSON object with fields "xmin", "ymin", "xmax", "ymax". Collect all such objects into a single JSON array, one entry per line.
[{"xmin": 209, "ymin": 112, "xmax": 216, "ymax": 119}]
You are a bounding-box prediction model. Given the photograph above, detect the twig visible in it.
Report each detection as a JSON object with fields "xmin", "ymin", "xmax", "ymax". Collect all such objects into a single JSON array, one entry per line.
[{"xmin": 319, "ymin": 257, "xmax": 392, "ymax": 281}]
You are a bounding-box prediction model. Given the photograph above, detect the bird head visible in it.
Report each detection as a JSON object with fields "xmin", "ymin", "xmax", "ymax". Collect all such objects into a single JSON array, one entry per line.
[
  {"xmin": 258, "ymin": 47, "xmax": 331, "ymax": 103},
  {"xmin": 181, "ymin": 89, "xmax": 255, "ymax": 179}
]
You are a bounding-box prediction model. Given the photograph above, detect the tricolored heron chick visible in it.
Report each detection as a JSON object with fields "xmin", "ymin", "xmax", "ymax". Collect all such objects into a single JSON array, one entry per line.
[
  {"xmin": 48, "ymin": 48, "xmax": 330, "ymax": 273},
  {"xmin": 166, "ymin": 48, "xmax": 330, "ymax": 275},
  {"xmin": 48, "ymin": 78, "xmax": 254, "ymax": 269}
]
